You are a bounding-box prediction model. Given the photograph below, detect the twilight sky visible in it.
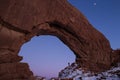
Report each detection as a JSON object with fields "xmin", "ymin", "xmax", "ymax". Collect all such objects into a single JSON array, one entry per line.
[{"xmin": 19, "ymin": 0, "xmax": 120, "ymax": 79}]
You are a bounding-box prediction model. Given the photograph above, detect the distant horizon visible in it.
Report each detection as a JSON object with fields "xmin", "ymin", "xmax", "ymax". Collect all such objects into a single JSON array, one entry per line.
[{"xmin": 19, "ymin": 0, "xmax": 120, "ymax": 79}]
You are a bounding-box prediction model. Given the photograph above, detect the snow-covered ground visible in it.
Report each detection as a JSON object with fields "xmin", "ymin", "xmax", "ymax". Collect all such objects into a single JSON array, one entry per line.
[{"xmin": 59, "ymin": 63, "xmax": 120, "ymax": 80}]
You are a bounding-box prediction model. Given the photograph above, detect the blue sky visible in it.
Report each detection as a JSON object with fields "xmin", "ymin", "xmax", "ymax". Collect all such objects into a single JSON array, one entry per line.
[
  {"xmin": 19, "ymin": 0, "xmax": 120, "ymax": 79},
  {"xmin": 69, "ymin": 0, "xmax": 120, "ymax": 49}
]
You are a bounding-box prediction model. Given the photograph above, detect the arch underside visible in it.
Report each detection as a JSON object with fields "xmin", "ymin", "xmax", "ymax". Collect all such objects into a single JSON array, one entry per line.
[{"xmin": 0, "ymin": 20, "xmax": 112, "ymax": 71}]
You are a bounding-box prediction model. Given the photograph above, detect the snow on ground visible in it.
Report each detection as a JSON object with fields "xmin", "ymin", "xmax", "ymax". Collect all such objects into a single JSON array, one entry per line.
[{"xmin": 59, "ymin": 63, "xmax": 120, "ymax": 80}]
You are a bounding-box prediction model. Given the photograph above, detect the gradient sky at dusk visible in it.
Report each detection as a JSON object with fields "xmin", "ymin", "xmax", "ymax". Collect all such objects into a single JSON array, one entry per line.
[{"xmin": 19, "ymin": 0, "xmax": 120, "ymax": 79}]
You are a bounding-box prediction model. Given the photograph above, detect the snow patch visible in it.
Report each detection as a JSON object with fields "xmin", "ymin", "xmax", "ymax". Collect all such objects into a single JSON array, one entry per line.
[{"xmin": 59, "ymin": 63, "xmax": 120, "ymax": 80}]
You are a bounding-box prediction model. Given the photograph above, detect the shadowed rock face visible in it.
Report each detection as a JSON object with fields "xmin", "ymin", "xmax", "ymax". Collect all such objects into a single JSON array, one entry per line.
[{"xmin": 0, "ymin": 0, "xmax": 119, "ymax": 79}]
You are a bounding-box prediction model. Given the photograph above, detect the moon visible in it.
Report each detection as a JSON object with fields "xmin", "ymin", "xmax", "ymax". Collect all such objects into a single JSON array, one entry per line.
[{"xmin": 93, "ymin": 3, "xmax": 97, "ymax": 6}]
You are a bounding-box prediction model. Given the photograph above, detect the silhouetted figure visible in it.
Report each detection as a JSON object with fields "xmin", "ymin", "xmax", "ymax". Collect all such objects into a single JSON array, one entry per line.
[{"xmin": 68, "ymin": 62, "xmax": 70, "ymax": 66}]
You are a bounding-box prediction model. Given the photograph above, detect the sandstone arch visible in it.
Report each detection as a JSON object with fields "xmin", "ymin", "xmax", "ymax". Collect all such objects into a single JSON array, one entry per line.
[{"xmin": 0, "ymin": 0, "xmax": 120, "ymax": 79}]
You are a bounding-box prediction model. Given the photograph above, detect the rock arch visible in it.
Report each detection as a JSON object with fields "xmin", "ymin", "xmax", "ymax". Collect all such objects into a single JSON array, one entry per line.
[{"xmin": 0, "ymin": 0, "xmax": 119, "ymax": 79}]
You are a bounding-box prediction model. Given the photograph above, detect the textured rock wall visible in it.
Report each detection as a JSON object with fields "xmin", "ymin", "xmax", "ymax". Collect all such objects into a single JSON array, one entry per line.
[
  {"xmin": 0, "ymin": 63, "xmax": 33, "ymax": 80},
  {"xmin": 0, "ymin": 0, "xmax": 119, "ymax": 79},
  {"xmin": 0, "ymin": 23, "xmax": 33, "ymax": 80}
]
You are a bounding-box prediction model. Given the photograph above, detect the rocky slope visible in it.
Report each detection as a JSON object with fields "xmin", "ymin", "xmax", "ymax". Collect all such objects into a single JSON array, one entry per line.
[{"xmin": 59, "ymin": 63, "xmax": 120, "ymax": 80}]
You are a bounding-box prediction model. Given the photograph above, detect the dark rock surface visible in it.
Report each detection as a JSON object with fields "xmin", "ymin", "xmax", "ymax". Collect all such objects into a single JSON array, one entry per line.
[
  {"xmin": 0, "ymin": 63, "xmax": 33, "ymax": 80},
  {"xmin": 0, "ymin": 0, "xmax": 120, "ymax": 79}
]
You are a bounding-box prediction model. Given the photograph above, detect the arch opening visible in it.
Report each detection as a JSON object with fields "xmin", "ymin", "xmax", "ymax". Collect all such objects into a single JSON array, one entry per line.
[{"xmin": 19, "ymin": 35, "xmax": 75, "ymax": 79}]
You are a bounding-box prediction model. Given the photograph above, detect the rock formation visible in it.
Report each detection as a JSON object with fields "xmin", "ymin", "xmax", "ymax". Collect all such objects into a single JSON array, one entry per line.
[
  {"xmin": 0, "ymin": 0, "xmax": 120, "ymax": 80},
  {"xmin": 59, "ymin": 62, "xmax": 120, "ymax": 80}
]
